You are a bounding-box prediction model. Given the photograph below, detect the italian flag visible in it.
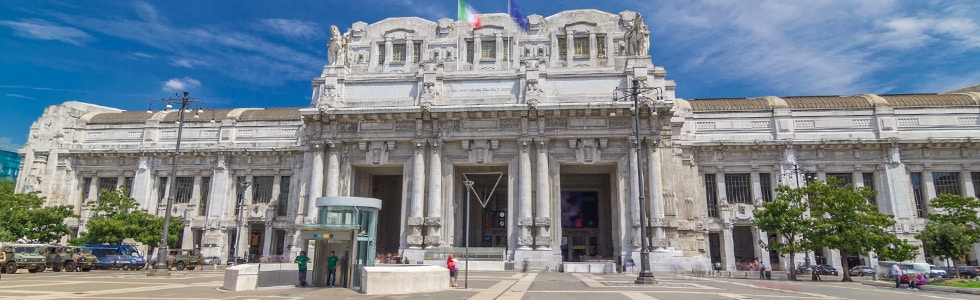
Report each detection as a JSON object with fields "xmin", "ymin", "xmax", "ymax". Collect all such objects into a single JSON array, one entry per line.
[{"xmin": 458, "ymin": 0, "xmax": 481, "ymax": 28}]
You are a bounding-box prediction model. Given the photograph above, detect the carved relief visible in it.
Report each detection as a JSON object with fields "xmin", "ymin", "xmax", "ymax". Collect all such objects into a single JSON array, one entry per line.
[
  {"xmin": 517, "ymin": 235, "xmax": 534, "ymax": 247},
  {"xmin": 516, "ymin": 216, "xmax": 533, "ymax": 226},
  {"xmin": 534, "ymin": 216, "xmax": 551, "ymax": 227},
  {"xmin": 463, "ymin": 139, "xmax": 498, "ymax": 164},
  {"xmin": 407, "ymin": 216, "xmax": 425, "ymax": 226},
  {"xmin": 424, "ymin": 217, "xmax": 442, "ymax": 226},
  {"xmin": 571, "ymin": 138, "xmax": 606, "ymax": 164},
  {"xmin": 534, "ymin": 236, "xmax": 552, "ymax": 247}
]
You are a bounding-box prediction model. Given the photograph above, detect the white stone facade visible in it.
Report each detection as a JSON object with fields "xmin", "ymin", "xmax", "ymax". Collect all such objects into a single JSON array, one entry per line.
[{"xmin": 15, "ymin": 9, "xmax": 980, "ymax": 272}]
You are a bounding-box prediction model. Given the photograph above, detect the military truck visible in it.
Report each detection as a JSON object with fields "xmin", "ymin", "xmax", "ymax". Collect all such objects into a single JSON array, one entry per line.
[
  {"xmin": 69, "ymin": 246, "xmax": 96, "ymax": 272},
  {"xmin": 0, "ymin": 243, "xmax": 46, "ymax": 274},
  {"xmin": 40, "ymin": 245, "xmax": 75, "ymax": 272},
  {"xmin": 168, "ymin": 249, "xmax": 202, "ymax": 270}
]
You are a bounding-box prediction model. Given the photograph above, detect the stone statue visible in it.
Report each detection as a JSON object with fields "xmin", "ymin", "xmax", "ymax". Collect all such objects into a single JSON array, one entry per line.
[
  {"xmin": 327, "ymin": 25, "xmax": 351, "ymax": 67},
  {"xmin": 625, "ymin": 14, "xmax": 650, "ymax": 56}
]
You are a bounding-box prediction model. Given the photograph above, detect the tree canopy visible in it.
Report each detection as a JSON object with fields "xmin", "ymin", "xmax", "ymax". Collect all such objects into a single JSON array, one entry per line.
[
  {"xmin": 806, "ymin": 179, "xmax": 915, "ymax": 282},
  {"xmin": 0, "ymin": 178, "xmax": 75, "ymax": 243},
  {"xmin": 753, "ymin": 185, "xmax": 814, "ymax": 281},
  {"xmin": 70, "ymin": 187, "xmax": 181, "ymax": 249},
  {"xmin": 917, "ymin": 194, "xmax": 980, "ymax": 277}
]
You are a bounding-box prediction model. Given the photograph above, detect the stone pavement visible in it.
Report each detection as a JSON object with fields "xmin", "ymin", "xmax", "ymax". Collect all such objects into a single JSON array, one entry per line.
[{"xmin": 0, "ymin": 267, "xmax": 977, "ymax": 299}]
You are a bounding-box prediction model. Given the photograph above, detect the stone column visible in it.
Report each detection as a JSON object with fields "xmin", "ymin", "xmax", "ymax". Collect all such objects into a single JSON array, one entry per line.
[
  {"xmin": 853, "ymin": 171, "xmax": 865, "ymax": 188},
  {"xmin": 549, "ymin": 33, "xmax": 559, "ymax": 65},
  {"xmin": 192, "ymin": 176, "xmax": 203, "ymax": 209},
  {"xmin": 716, "ymin": 171, "xmax": 727, "ymax": 207},
  {"xmin": 646, "ymin": 141, "xmax": 666, "ymax": 249},
  {"xmin": 408, "ymin": 141, "xmax": 426, "ymax": 249},
  {"xmin": 325, "ymin": 142, "xmax": 340, "ymax": 197},
  {"xmin": 495, "ymin": 34, "xmax": 503, "ymax": 67},
  {"xmin": 751, "ymin": 172, "xmax": 762, "ymax": 204},
  {"xmin": 272, "ymin": 175, "xmax": 282, "ymax": 206},
  {"xmin": 87, "ymin": 175, "xmax": 100, "ymax": 203},
  {"xmin": 262, "ymin": 222, "xmax": 273, "ymax": 258},
  {"xmin": 473, "ymin": 36, "xmax": 482, "ymax": 63},
  {"xmin": 565, "ymin": 32, "xmax": 574, "ymax": 67},
  {"xmin": 181, "ymin": 219, "xmax": 194, "ymax": 249},
  {"xmin": 961, "ymin": 170, "xmax": 975, "ymax": 198},
  {"xmin": 922, "ymin": 170, "xmax": 935, "ymax": 214},
  {"xmin": 534, "ymin": 139, "xmax": 551, "ymax": 250},
  {"xmin": 518, "ymin": 139, "xmax": 533, "ymax": 250},
  {"xmin": 628, "ymin": 137, "xmax": 641, "ymax": 251},
  {"xmin": 722, "ymin": 225, "xmax": 736, "ymax": 271},
  {"xmin": 384, "ymin": 38, "xmax": 393, "ymax": 68},
  {"xmin": 307, "ymin": 144, "xmax": 324, "ymax": 219},
  {"xmin": 588, "ymin": 31, "xmax": 597, "ymax": 63},
  {"xmin": 133, "ymin": 156, "xmax": 153, "ymax": 209},
  {"xmin": 425, "ymin": 140, "xmax": 443, "ymax": 248}
]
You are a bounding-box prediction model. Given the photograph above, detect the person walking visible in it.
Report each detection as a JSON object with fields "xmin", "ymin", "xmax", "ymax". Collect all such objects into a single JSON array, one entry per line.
[
  {"xmin": 326, "ymin": 251, "xmax": 339, "ymax": 288},
  {"xmin": 294, "ymin": 251, "xmax": 310, "ymax": 287},
  {"xmin": 447, "ymin": 254, "xmax": 459, "ymax": 287},
  {"xmin": 759, "ymin": 262, "xmax": 767, "ymax": 279},
  {"xmin": 891, "ymin": 263, "xmax": 902, "ymax": 288}
]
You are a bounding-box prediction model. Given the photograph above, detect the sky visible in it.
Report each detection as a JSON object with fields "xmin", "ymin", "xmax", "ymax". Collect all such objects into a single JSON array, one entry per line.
[{"xmin": 1, "ymin": 0, "xmax": 978, "ymax": 149}]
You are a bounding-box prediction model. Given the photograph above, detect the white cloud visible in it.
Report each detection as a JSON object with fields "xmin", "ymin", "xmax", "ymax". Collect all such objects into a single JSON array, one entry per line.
[
  {"xmin": 0, "ymin": 19, "xmax": 93, "ymax": 46},
  {"xmin": 257, "ymin": 18, "xmax": 323, "ymax": 39},
  {"xmin": 162, "ymin": 77, "xmax": 201, "ymax": 92},
  {"xmin": 5, "ymin": 93, "xmax": 36, "ymax": 100},
  {"xmin": 132, "ymin": 52, "xmax": 153, "ymax": 58},
  {"xmin": 0, "ymin": 137, "xmax": 21, "ymax": 152}
]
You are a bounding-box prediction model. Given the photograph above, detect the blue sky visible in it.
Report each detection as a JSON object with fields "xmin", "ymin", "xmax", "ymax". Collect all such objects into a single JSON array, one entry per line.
[{"xmin": 1, "ymin": 0, "xmax": 978, "ymax": 149}]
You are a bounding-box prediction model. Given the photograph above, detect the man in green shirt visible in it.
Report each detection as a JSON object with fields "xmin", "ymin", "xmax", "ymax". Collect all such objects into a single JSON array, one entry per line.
[
  {"xmin": 294, "ymin": 251, "xmax": 309, "ymax": 287},
  {"xmin": 326, "ymin": 251, "xmax": 339, "ymax": 288}
]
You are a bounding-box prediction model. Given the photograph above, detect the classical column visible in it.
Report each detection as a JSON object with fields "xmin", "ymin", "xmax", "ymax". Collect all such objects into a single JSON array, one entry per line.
[
  {"xmin": 325, "ymin": 142, "xmax": 340, "ymax": 197},
  {"xmin": 922, "ymin": 170, "xmax": 935, "ymax": 213},
  {"xmin": 192, "ymin": 176, "xmax": 203, "ymax": 210},
  {"xmin": 408, "ymin": 141, "xmax": 426, "ymax": 249},
  {"xmin": 518, "ymin": 139, "xmax": 533, "ymax": 250},
  {"xmin": 751, "ymin": 172, "xmax": 762, "ymax": 204},
  {"xmin": 961, "ymin": 170, "xmax": 975, "ymax": 198},
  {"xmin": 628, "ymin": 137, "xmax": 642, "ymax": 251},
  {"xmin": 383, "ymin": 38, "xmax": 393, "ymax": 68},
  {"xmin": 262, "ymin": 222, "xmax": 273, "ymax": 258},
  {"xmin": 722, "ymin": 225, "xmax": 736, "ymax": 271},
  {"xmin": 646, "ymin": 141, "xmax": 665, "ymax": 250},
  {"xmin": 534, "ymin": 139, "xmax": 551, "ymax": 250},
  {"xmin": 88, "ymin": 175, "xmax": 100, "ymax": 202},
  {"xmin": 565, "ymin": 32, "xmax": 574, "ymax": 67},
  {"xmin": 549, "ymin": 33, "xmax": 559, "ymax": 65},
  {"xmin": 853, "ymin": 171, "xmax": 865, "ymax": 188},
  {"xmin": 588, "ymin": 31, "xmax": 597, "ymax": 63},
  {"xmin": 133, "ymin": 156, "xmax": 153, "ymax": 209},
  {"xmin": 473, "ymin": 36, "xmax": 482, "ymax": 63},
  {"xmin": 307, "ymin": 144, "xmax": 324, "ymax": 219},
  {"xmin": 495, "ymin": 33, "xmax": 503, "ymax": 66},
  {"xmin": 425, "ymin": 140, "xmax": 443, "ymax": 248}
]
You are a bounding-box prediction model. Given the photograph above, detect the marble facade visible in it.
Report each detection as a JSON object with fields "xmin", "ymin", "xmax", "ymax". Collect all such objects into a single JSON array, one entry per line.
[{"xmin": 15, "ymin": 9, "xmax": 980, "ymax": 272}]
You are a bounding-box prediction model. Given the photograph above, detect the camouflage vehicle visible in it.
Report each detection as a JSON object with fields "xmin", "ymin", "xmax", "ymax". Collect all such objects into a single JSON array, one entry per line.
[
  {"xmin": 167, "ymin": 249, "xmax": 202, "ymax": 271},
  {"xmin": 69, "ymin": 246, "xmax": 96, "ymax": 272},
  {"xmin": 0, "ymin": 243, "xmax": 46, "ymax": 274},
  {"xmin": 40, "ymin": 245, "xmax": 75, "ymax": 272}
]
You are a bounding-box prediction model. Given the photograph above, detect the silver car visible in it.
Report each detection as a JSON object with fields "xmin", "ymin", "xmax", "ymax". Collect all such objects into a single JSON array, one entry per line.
[{"xmin": 929, "ymin": 265, "xmax": 948, "ymax": 278}]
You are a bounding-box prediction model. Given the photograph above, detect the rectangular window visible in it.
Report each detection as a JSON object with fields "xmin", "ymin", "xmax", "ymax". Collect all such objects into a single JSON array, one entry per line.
[
  {"xmin": 557, "ymin": 36, "xmax": 567, "ymax": 61},
  {"xmin": 725, "ymin": 173, "xmax": 752, "ymax": 204},
  {"xmin": 199, "ymin": 177, "xmax": 211, "ymax": 216},
  {"xmin": 413, "ymin": 41, "xmax": 422, "ymax": 63},
  {"xmin": 827, "ymin": 173, "xmax": 852, "ymax": 188},
  {"xmin": 910, "ymin": 172, "xmax": 925, "ymax": 217},
  {"xmin": 97, "ymin": 177, "xmax": 118, "ymax": 201},
  {"xmin": 759, "ymin": 173, "xmax": 773, "ymax": 202},
  {"xmin": 863, "ymin": 172, "xmax": 876, "ymax": 206},
  {"xmin": 252, "ymin": 176, "xmax": 274, "ymax": 203},
  {"xmin": 274, "ymin": 229, "xmax": 286, "ymax": 256},
  {"xmin": 933, "ymin": 172, "xmax": 961, "ymax": 196},
  {"xmin": 973, "ymin": 172, "xmax": 980, "ymax": 198},
  {"xmin": 574, "ymin": 37, "xmax": 589, "ymax": 57},
  {"xmin": 391, "ymin": 43, "xmax": 406, "ymax": 63},
  {"xmin": 123, "ymin": 177, "xmax": 134, "ymax": 197},
  {"xmin": 174, "ymin": 177, "xmax": 193, "ymax": 203},
  {"xmin": 80, "ymin": 177, "xmax": 92, "ymax": 201},
  {"xmin": 377, "ymin": 43, "xmax": 385, "ymax": 64},
  {"xmin": 157, "ymin": 176, "xmax": 169, "ymax": 204},
  {"xmin": 277, "ymin": 176, "xmax": 290, "ymax": 216},
  {"xmin": 596, "ymin": 34, "xmax": 606, "ymax": 57},
  {"xmin": 704, "ymin": 174, "xmax": 718, "ymax": 217},
  {"xmin": 466, "ymin": 39, "xmax": 475, "ymax": 63},
  {"xmin": 481, "ymin": 40, "xmax": 495, "ymax": 60}
]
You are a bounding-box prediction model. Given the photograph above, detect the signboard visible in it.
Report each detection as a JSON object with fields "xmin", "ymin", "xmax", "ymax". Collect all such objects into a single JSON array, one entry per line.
[{"xmin": 312, "ymin": 233, "xmax": 334, "ymax": 239}]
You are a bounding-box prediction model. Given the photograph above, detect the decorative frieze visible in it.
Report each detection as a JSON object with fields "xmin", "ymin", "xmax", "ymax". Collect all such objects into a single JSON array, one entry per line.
[{"xmin": 533, "ymin": 217, "xmax": 551, "ymax": 227}]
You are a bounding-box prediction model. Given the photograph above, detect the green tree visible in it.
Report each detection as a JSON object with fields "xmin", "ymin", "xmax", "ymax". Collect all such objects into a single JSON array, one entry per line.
[
  {"xmin": 917, "ymin": 194, "xmax": 980, "ymax": 277},
  {"xmin": 805, "ymin": 179, "xmax": 915, "ymax": 282},
  {"xmin": 754, "ymin": 185, "xmax": 814, "ymax": 281},
  {"xmin": 73, "ymin": 188, "xmax": 181, "ymax": 251},
  {"xmin": 0, "ymin": 179, "xmax": 75, "ymax": 243}
]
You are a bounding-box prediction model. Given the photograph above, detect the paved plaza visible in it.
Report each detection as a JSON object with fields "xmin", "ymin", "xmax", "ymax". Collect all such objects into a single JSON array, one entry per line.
[{"xmin": 0, "ymin": 268, "xmax": 976, "ymax": 300}]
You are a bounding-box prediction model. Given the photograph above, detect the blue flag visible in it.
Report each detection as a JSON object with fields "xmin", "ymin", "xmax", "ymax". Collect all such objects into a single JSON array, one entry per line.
[{"xmin": 509, "ymin": 0, "xmax": 528, "ymax": 32}]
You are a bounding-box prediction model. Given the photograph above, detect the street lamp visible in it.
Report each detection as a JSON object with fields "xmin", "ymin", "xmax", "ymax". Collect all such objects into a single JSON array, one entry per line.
[
  {"xmin": 780, "ymin": 163, "xmax": 813, "ymax": 270},
  {"xmin": 234, "ymin": 181, "xmax": 251, "ymax": 264},
  {"xmin": 148, "ymin": 91, "xmax": 207, "ymax": 275},
  {"xmin": 462, "ymin": 179, "xmax": 474, "ymax": 289},
  {"xmin": 613, "ymin": 79, "xmax": 663, "ymax": 284}
]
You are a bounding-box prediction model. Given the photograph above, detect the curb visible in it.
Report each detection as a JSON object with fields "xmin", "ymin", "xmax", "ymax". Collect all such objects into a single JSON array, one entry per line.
[{"xmin": 862, "ymin": 279, "xmax": 980, "ymax": 295}]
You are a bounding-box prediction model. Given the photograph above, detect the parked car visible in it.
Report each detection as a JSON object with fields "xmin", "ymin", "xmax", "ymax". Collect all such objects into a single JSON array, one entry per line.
[
  {"xmin": 203, "ymin": 256, "xmax": 221, "ymax": 265},
  {"xmin": 848, "ymin": 265, "xmax": 875, "ymax": 277},
  {"xmin": 928, "ymin": 265, "xmax": 948, "ymax": 279},
  {"xmin": 167, "ymin": 249, "xmax": 202, "ymax": 270},
  {"xmin": 0, "ymin": 243, "xmax": 46, "ymax": 274},
  {"xmin": 958, "ymin": 266, "xmax": 980, "ymax": 279},
  {"xmin": 813, "ymin": 265, "xmax": 838, "ymax": 276},
  {"xmin": 226, "ymin": 256, "xmax": 246, "ymax": 265}
]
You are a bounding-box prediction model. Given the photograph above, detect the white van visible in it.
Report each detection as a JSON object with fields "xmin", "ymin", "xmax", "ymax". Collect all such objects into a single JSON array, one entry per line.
[{"xmin": 877, "ymin": 261, "xmax": 929, "ymax": 278}]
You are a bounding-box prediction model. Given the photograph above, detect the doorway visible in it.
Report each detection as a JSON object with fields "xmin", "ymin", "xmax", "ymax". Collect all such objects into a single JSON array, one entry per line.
[
  {"xmin": 457, "ymin": 167, "xmax": 508, "ymax": 249},
  {"xmin": 732, "ymin": 226, "xmax": 755, "ymax": 269},
  {"xmin": 559, "ymin": 172, "xmax": 612, "ymax": 262},
  {"xmin": 369, "ymin": 175, "xmax": 402, "ymax": 257}
]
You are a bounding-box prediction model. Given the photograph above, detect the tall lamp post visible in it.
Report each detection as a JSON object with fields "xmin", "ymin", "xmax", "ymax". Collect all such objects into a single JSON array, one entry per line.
[
  {"xmin": 148, "ymin": 91, "xmax": 206, "ymax": 275},
  {"xmin": 234, "ymin": 181, "xmax": 250, "ymax": 264},
  {"xmin": 614, "ymin": 79, "xmax": 663, "ymax": 284},
  {"xmin": 462, "ymin": 179, "xmax": 474, "ymax": 289}
]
